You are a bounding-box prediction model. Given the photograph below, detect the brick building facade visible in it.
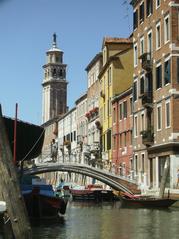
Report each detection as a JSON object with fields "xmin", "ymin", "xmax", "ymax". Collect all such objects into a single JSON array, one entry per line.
[
  {"xmin": 112, "ymin": 88, "xmax": 133, "ymax": 176},
  {"xmin": 131, "ymin": 0, "xmax": 179, "ymax": 192}
]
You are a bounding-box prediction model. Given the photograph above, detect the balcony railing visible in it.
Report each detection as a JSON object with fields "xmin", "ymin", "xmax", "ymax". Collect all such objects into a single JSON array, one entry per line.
[
  {"xmin": 139, "ymin": 53, "xmax": 152, "ymax": 72},
  {"xmin": 141, "ymin": 129, "xmax": 154, "ymax": 146},
  {"xmin": 100, "ymin": 90, "xmax": 105, "ymax": 99},
  {"xmin": 90, "ymin": 142, "xmax": 100, "ymax": 153},
  {"xmin": 140, "ymin": 92, "xmax": 153, "ymax": 108}
]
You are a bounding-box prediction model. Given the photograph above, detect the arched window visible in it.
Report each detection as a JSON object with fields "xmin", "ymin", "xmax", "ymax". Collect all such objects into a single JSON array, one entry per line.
[
  {"xmin": 53, "ymin": 69, "xmax": 57, "ymax": 77},
  {"xmin": 59, "ymin": 69, "xmax": 63, "ymax": 77}
]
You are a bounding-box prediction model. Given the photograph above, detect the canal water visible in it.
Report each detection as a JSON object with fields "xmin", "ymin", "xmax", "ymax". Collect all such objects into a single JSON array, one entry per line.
[{"xmin": 32, "ymin": 200, "xmax": 179, "ymax": 239}]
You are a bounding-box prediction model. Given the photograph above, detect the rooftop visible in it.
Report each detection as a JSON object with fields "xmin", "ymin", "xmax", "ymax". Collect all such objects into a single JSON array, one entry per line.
[{"xmin": 103, "ymin": 37, "xmax": 132, "ymax": 45}]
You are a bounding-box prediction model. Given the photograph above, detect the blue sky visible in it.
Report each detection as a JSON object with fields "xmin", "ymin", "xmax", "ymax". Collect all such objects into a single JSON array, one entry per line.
[{"xmin": 0, "ymin": 0, "xmax": 133, "ymax": 125}]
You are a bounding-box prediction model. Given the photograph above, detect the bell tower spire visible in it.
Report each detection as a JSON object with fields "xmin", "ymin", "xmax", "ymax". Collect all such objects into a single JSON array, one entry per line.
[
  {"xmin": 42, "ymin": 34, "xmax": 68, "ymax": 124},
  {"xmin": 52, "ymin": 33, "xmax": 57, "ymax": 48}
]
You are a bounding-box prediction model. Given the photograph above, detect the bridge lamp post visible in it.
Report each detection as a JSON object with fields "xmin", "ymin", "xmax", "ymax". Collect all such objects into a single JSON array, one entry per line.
[{"xmin": 60, "ymin": 145, "xmax": 64, "ymax": 163}]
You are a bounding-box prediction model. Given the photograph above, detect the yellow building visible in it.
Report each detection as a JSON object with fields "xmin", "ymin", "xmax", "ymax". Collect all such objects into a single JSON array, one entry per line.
[{"xmin": 98, "ymin": 37, "xmax": 133, "ymax": 170}]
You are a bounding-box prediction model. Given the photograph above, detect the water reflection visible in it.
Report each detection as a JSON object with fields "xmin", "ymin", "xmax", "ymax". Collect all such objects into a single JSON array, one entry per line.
[{"xmin": 32, "ymin": 201, "xmax": 179, "ymax": 239}]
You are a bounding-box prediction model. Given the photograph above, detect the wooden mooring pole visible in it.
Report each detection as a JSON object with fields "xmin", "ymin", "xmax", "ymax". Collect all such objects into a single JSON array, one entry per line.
[
  {"xmin": 0, "ymin": 105, "xmax": 32, "ymax": 238},
  {"xmin": 159, "ymin": 156, "xmax": 170, "ymax": 198}
]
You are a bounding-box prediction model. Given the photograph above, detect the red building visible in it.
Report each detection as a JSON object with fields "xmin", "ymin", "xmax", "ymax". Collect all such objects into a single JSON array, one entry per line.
[{"xmin": 112, "ymin": 88, "xmax": 133, "ymax": 176}]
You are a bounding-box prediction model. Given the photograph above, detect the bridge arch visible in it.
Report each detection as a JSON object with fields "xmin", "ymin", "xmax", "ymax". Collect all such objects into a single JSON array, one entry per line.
[{"xmin": 24, "ymin": 163, "xmax": 139, "ymax": 194}]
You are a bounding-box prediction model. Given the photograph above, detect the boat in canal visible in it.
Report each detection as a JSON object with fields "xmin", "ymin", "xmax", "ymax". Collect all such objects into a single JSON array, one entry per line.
[
  {"xmin": 21, "ymin": 177, "xmax": 68, "ymax": 220},
  {"xmin": 70, "ymin": 184, "xmax": 116, "ymax": 201},
  {"xmin": 56, "ymin": 181, "xmax": 72, "ymax": 199},
  {"xmin": 120, "ymin": 193, "xmax": 177, "ymax": 208}
]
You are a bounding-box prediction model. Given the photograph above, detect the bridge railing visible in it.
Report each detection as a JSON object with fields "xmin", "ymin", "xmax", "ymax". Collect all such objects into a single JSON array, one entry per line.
[{"xmin": 36, "ymin": 153, "xmax": 139, "ymax": 185}]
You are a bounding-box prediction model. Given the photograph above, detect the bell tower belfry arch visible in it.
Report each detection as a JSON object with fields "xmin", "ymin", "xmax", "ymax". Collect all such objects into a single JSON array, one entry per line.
[{"xmin": 42, "ymin": 33, "xmax": 68, "ymax": 123}]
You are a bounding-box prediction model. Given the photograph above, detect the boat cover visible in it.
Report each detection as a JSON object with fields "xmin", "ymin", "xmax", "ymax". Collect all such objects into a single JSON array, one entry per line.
[{"xmin": 3, "ymin": 116, "xmax": 44, "ymax": 161}]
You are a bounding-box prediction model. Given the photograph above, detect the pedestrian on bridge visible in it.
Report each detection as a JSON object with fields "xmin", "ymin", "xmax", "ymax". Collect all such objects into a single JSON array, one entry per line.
[
  {"xmin": 51, "ymin": 139, "xmax": 58, "ymax": 162},
  {"xmin": 176, "ymin": 169, "xmax": 179, "ymax": 188}
]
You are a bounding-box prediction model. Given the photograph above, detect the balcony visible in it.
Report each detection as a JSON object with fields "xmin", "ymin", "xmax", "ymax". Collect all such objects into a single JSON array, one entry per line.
[
  {"xmin": 140, "ymin": 92, "xmax": 153, "ymax": 108},
  {"xmin": 95, "ymin": 120, "xmax": 102, "ymax": 130},
  {"xmin": 141, "ymin": 130, "xmax": 154, "ymax": 146},
  {"xmin": 90, "ymin": 142, "xmax": 100, "ymax": 154},
  {"xmin": 139, "ymin": 53, "xmax": 152, "ymax": 72},
  {"xmin": 83, "ymin": 144, "xmax": 90, "ymax": 155},
  {"xmin": 100, "ymin": 90, "xmax": 105, "ymax": 99}
]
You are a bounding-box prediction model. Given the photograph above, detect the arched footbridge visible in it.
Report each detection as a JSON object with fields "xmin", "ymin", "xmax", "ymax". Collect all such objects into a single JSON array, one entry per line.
[{"xmin": 24, "ymin": 162, "xmax": 140, "ymax": 195}]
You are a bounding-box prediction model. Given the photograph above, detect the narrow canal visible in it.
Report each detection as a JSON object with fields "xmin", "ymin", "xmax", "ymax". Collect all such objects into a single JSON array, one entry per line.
[{"xmin": 32, "ymin": 201, "xmax": 179, "ymax": 239}]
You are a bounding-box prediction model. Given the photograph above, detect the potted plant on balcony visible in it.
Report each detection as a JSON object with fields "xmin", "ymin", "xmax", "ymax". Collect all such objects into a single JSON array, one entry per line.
[
  {"xmin": 85, "ymin": 112, "xmax": 91, "ymax": 119},
  {"xmin": 93, "ymin": 107, "xmax": 99, "ymax": 113},
  {"xmin": 63, "ymin": 140, "xmax": 71, "ymax": 148},
  {"xmin": 95, "ymin": 120, "xmax": 102, "ymax": 130}
]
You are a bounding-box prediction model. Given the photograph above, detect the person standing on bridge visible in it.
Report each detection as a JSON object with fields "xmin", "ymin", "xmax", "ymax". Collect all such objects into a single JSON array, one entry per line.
[
  {"xmin": 51, "ymin": 139, "xmax": 58, "ymax": 162},
  {"xmin": 176, "ymin": 169, "xmax": 179, "ymax": 188}
]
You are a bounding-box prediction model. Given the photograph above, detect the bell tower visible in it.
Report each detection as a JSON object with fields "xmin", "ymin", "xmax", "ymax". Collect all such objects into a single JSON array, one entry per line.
[{"xmin": 42, "ymin": 33, "xmax": 68, "ymax": 123}]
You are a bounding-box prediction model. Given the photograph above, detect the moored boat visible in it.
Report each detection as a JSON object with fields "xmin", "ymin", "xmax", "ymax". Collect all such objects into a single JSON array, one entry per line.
[
  {"xmin": 71, "ymin": 184, "xmax": 116, "ymax": 201},
  {"xmin": 21, "ymin": 178, "xmax": 68, "ymax": 219},
  {"xmin": 120, "ymin": 193, "xmax": 177, "ymax": 208},
  {"xmin": 56, "ymin": 181, "xmax": 72, "ymax": 199}
]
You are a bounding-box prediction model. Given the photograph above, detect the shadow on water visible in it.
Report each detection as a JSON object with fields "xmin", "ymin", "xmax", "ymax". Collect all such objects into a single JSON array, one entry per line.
[
  {"xmin": 31, "ymin": 215, "xmax": 66, "ymax": 227},
  {"xmin": 32, "ymin": 215, "xmax": 67, "ymax": 239}
]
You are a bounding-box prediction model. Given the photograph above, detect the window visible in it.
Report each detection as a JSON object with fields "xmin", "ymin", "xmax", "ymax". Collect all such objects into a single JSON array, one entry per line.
[
  {"xmin": 146, "ymin": 0, "xmax": 153, "ymax": 16},
  {"xmin": 177, "ymin": 57, "xmax": 179, "ymax": 83},
  {"xmin": 124, "ymin": 132, "xmax": 127, "ymax": 147},
  {"xmin": 73, "ymin": 131, "xmax": 76, "ymax": 141},
  {"xmin": 108, "ymin": 98, "xmax": 111, "ymax": 116},
  {"xmin": 130, "ymin": 97, "xmax": 133, "ymax": 115},
  {"xmin": 141, "ymin": 113, "xmax": 145, "ymax": 131},
  {"xmin": 139, "ymin": 2, "xmax": 144, "ymax": 23},
  {"xmin": 134, "ymin": 43, "xmax": 138, "ymax": 67},
  {"xmin": 157, "ymin": 105, "xmax": 162, "ymax": 130},
  {"xmin": 119, "ymin": 103, "xmax": 123, "ymax": 120},
  {"xmin": 133, "ymin": 80, "xmax": 137, "ymax": 101},
  {"xmin": 113, "ymin": 107, "xmax": 116, "ymax": 123},
  {"xmin": 134, "ymin": 155, "xmax": 138, "ymax": 174},
  {"xmin": 156, "ymin": 0, "xmax": 160, "ymax": 8},
  {"xmin": 134, "ymin": 115, "xmax": 138, "ymax": 137},
  {"xmin": 156, "ymin": 22, "xmax": 161, "ymax": 49},
  {"xmin": 123, "ymin": 101, "xmax": 127, "ymax": 118},
  {"xmin": 108, "ymin": 67, "xmax": 112, "ymax": 85},
  {"xmin": 130, "ymin": 130, "xmax": 133, "ymax": 145},
  {"xmin": 156, "ymin": 64, "xmax": 162, "ymax": 89},
  {"xmin": 52, "ymin": 68, "xmax": 57, "ymax": 77},
  {"xmin": 141, "ymin": 154, "xmax": 145, "ymax": 173},
  {"xmin": 164, "ymin": 15, "xmax": 170, "ymax": 43},
  {"xmin": 103, "ymin": 134, "xmax": 105, "ymax": 151},
  {"xmin": 113, "ymin": 136, "xmax": 116, "ymax": 149},
  {"xmin": 67, "ymin": 133, "xmax": 70, "ymax": 141},
  {"xmin": 59, "ymin": 69, "xmax": 63, "ymax": 77},
  {"xmin": 107, "ymin": 130, "xmax": 111, "ymax": 150},
  {"xmin": 109, "ymin": 97, "xmax": 111, "ymax": 115},
  {"xmin": 103, "ymin": 103, "xmax": 105, "ymax": 119},
  {"xmin": 140, "ymin": 76, "xmax": 145, "ymax": 95},
  {"xmin": 147, "ymin": 31, "xmax": 152, "ymax": 54},
  {"xmin": 165, "ymin": 101, "xmax": 170, "ymax": 128},
  {"xmin": 140, "ymin": 37, "xmax": 144, "ymax": 56},
  {"xmin": 133, "ymin": 9, "xmax": 138, "ymax": 30},
  {"xmin": 164, "ymin": 59, "xmax": 170, "ymax": 85},
  {"xmin": 120, "ymin": 134, "xmax": 122, "ymax": 148}
]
